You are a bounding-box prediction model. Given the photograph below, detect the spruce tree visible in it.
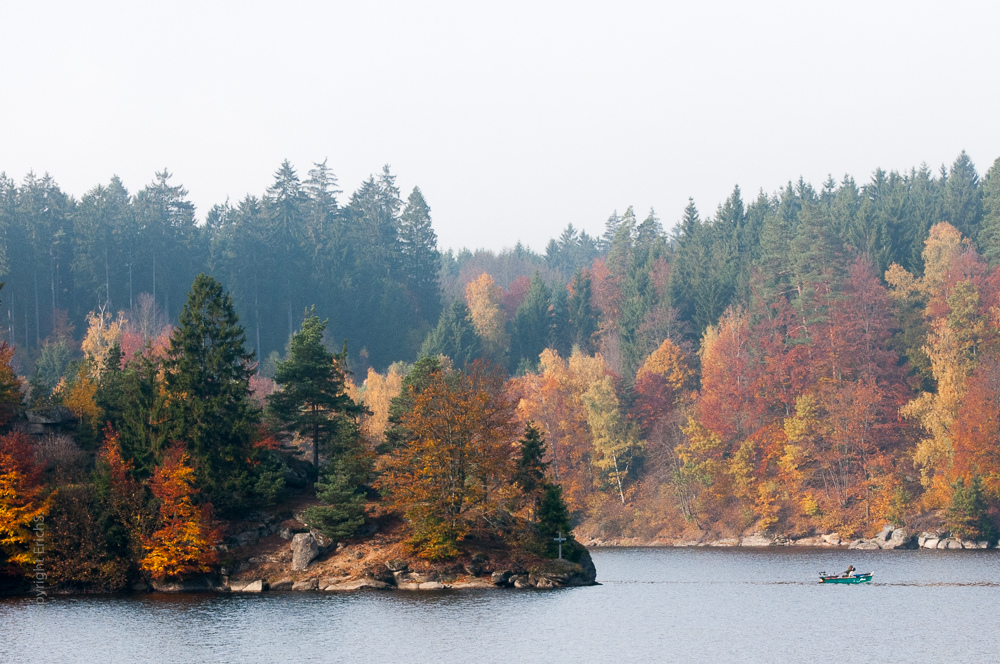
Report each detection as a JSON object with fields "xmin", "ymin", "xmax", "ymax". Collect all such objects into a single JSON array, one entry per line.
[
  {"xmin": 537, "ymin": 484, "xmax": 572, "ymax": 557},
  {"xmin": 399, "ymin": 186, "xmax": 442, "ymax": 325},
  {"xmin": 161, "ymin": 274, "xmax": 276, "ymax": 513},
  {"xmin": 944, "ymin": 151, "xmax": 982, "ymax": 240},
  {"xmin": 977, "ymin": 157, "xmax": 1000, "ymax": 265},
  {"xmin": 515, "ymin": 423, "xmax": 550, "ymax": 516},
  {"xmin": 303, "ymin": 458, "xmax": 368, "ymax": 540},
  {"xmin": 567, "ymin": 269, "xmax": 598, "ymax": 354},
  {"xmin": 268, "ymin": 311, "xmax": 362, "ymax": 468},
  {"xmin": 550, "ymin": 285, "xmax": 572, "ymax": 357},
  {"xmin": 511, "ymin": 273, "xmax": 552, "ymax": 371},
  {"xmin": 420, "ymin": 300, "xmax": 484, "ymax": 367}
]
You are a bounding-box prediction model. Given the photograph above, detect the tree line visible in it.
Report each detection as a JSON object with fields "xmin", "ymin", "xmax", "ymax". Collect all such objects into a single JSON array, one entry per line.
[
  {"xmin": 0, "ymin": 161, "xmax": 441, "ymax": 373},
  {"xmin": 3, "ymin": 149, "xmax": 1000, "ymax": 592}
]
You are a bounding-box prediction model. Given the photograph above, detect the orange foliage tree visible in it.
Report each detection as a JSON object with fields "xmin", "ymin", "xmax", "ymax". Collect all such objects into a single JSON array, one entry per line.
[
  {"xmin": 679, "ymin": 257, "xmax": 912, "ymax": 536},
  {"xmin": 376, "ymin": 361, "xmax": 519, "ymax": 560},
  {"xmin": 0, "ymin": 432, "xmax": 49, "ymax": 576},
  {"xmin": 139, "ymin": 443, "xmax": 220, "ymax": 580},
  {"xmin": 512, "ymin": 348, "xmax": 619, "ymax": 514}
]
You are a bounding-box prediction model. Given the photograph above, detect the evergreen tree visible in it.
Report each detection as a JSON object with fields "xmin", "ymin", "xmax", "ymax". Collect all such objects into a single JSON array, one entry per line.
[
  {"xmin": 133, "ymin": 170, "xmax": 200, "ymax": 322},
  {"xmin": 977, "ymin": 157, "xmax": 1000, "ymax": 265},
  {"xmin": 399, "ymin": 186, "xmax": 442, "ymax": 325},
  {"xmin": 567, "ymin": 269, "xmax": 597, "ymax": 353},
  {"xmin": 946, "ymin": 476, "xmax": 995, "ymax": 541},
  {"xmin": 303, "ymin": 454, "xmax": 369, "ymax": 540},
  {"xmin": 264, "ymin": 160, "xmax": 309, "ymax": 339},
  {"xmin": 550, "ymin": 285, "xmax": 572, "ymax": 358},
  {"xmin": 515, "ymin": 423, "xmax": 549, "ymax": 516},
  {"xmin": 511, "ymin": 273, "xmax": 553, "ymax": 371},
  {"xmin": 420, "ymin": 300, "xmax": 484, "ymax": 366},
  {"xmin": 268, "ymin": 311, "xmax": 362, "ymax": 468},
  {"xmin": 160, "ymin": 274, "xmax": 279, "ymax": 514},
  {"xmin": 537, "ymin": 484, "xmax": 572, "ymax": 556},
  {"xmin": 944, "ymin": 151, "xmax": 982, "ymax": 240},
  {"xmin": 668, "ymin": 199, "xmax": 703, "ymax": 329}
]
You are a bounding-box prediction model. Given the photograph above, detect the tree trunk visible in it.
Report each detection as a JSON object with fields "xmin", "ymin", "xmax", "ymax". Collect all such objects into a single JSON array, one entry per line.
[{"xmin": 313, "ymin": 417, "xmax": 319, "ymax": 467}]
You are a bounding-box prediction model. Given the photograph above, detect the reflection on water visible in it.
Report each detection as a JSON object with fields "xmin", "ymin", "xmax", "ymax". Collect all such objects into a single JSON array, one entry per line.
[{"xmin": 2, "ymin": 548, "xmax": 999, "ymax": 664}]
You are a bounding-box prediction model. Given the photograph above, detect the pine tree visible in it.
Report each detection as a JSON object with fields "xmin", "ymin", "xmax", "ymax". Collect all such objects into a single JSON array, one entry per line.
[
  {"xmin": 268, "ymin": 311, "xmax": 362, "ymax": 468},
  {"xmin": 264, "ymin": 160, "xmax": 309, "ymax": 339},
  {"xmin": 668, "ymin": 199, "xmax": 703, "ymax": 330},
  {"xmin": 550, "ymin": 285, "xmax": 572, "ymax": 358}
]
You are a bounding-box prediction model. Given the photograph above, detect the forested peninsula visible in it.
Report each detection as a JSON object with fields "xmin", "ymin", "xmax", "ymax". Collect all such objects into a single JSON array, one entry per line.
[{"xmin": 2, "ymin": 151, "xmax": 1000, "ymax": 595}]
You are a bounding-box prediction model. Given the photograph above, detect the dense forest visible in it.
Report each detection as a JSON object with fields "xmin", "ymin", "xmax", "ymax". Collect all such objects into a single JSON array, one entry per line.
[{"xmin": 3, "ymin": 151, "xmax": 1000, "ymax": 592}]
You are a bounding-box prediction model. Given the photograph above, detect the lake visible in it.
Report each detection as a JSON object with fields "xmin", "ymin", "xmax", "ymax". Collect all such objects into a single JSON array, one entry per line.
[{"xmin": 2, "ymin": 547, "xmax": 999, "ymax": 663}]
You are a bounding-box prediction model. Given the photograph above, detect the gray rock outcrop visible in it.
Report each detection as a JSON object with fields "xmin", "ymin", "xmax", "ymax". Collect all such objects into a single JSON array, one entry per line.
[{"xmin": 291, "ymin": 533, "xmax": 320, "ymax": 571}]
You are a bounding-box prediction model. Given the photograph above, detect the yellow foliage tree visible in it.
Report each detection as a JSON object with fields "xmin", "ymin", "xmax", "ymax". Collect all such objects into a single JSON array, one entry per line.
[
  {"xmin": 635, "ymin": 338, "xmax": 692, "ymax": 393},
  {"xmin": 513, "ymin": 348, "xmax": 620, "ymax": 513},
  {"xmin": 358, "ymin": 365, "xmax": 403, "ymax": 443},
  {"xmin": 581, "ymin": 375, "xmax": 639, "ymax": 504},
  {"xmin": 56, "ymin": 361, "xmax": 102, "ymax": 431},
  {"xmin": 888, "ymin": 223, "xmax": 990, "ymax": 506},
  {"xmin": 81, "ymin": 308, "xmax": 128, "ymax": 379},
  {"xmin": 465, "ymin": 273, "xmax": 509, "ymax": 358}
]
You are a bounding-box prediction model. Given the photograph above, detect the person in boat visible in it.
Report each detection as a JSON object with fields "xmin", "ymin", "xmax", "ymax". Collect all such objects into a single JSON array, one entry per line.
[{"xmin": 841, "ymin": 565, "xmax": 855, "ymax": 577}]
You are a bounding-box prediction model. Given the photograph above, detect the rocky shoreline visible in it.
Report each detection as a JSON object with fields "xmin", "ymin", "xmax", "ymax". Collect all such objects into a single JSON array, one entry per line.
[
  {"xmin": 140, "ymin": 512, "xmax": 599, "ymax": 595},
  {"xmin": 584, "ymin": 525, "xmax": 999, "ymax": 551},
  {"xmin": 218, "ymin": 555, "xmax": 598, "ymax": 594}
]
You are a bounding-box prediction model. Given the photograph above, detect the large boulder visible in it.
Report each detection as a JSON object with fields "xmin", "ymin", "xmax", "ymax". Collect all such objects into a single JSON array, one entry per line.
[
  {"xmin": 491, "ymin": 570, "xmax": 511, "ymax": 586},
  {"xmin": 879, "ymin": 527, "xmax": 916, "ymax": 549},
  {"xmin": 291, "ymin": 533, "xmax": 320, "ymax": 571}
]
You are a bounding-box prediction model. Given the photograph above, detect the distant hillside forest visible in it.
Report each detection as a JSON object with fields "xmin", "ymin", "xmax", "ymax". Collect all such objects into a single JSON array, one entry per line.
[{"xmin": 4, "ymin": 150, "xmax": 1000, "ymax": 553}]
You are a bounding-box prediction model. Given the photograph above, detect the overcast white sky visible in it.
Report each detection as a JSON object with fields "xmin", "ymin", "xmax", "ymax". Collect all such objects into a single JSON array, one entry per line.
[{"xmin": 1, "ymin": 1, "xmax": 998, "ymax": 252}]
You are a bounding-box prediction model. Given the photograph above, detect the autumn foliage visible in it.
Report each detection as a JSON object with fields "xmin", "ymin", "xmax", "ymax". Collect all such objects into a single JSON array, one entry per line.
[
  {"xmin": 139, "ymin": 443, "xmax": 220, "ymax": 581},
  {"xmin": 0, "ymin": 432, "xmax": 48, "ymax": 576},
  {"xmin": 376, "ymin": 360, "xmax": 520, "ymax": 559}
]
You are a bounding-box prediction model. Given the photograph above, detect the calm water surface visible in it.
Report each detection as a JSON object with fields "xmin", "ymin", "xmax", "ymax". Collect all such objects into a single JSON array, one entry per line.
[{"xmin": 2, "ymin": 548, "xmax": 999, "ymax": 663}]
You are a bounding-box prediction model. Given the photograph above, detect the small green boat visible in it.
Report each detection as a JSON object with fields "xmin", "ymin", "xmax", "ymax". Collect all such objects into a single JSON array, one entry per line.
[{"xmin": 819, "ymin": 572, "xmax": 873, "ymax": 584}]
